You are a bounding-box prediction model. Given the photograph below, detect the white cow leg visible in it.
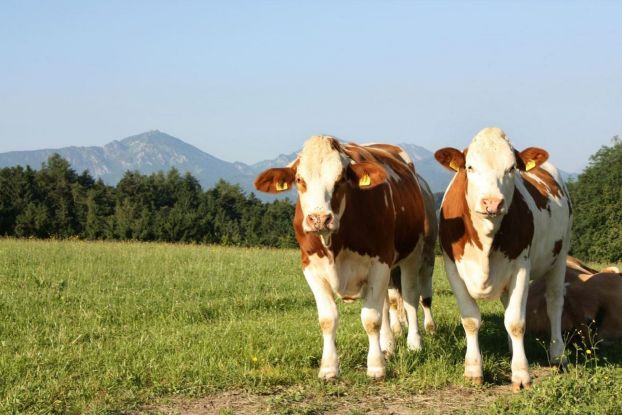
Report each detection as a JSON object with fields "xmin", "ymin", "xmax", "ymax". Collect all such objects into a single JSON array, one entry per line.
[
  {"xmin": 362, "ymin": 261, "xmax": 390, "ymax": 379},
  {"xmin": 545, "ymin": 259, "xmax": 567, "ymax": 367},
  {"xmin": 504, "ymin": 264, "xmax": 531, "ymax": 392},
  {"xmin": 401, "ymin": 258, "xmax": 423, "ymax": 350},
  {"xmin": 303, "ymin": 268, "xmax": 339, "ymax": 380},
  {"xmin": 444, "ymin": 258, "xmax": 483, "ymax": 384},
  {"xmin": 388, "ymin": 287, "xmax": 403, "ymax": 336},
  {"xmin": 500, "ymin": 291, "xmax": 512, "ymax": 354},
  {"xmin": 380, "ymin": 294, "xmax": 396, "ymax": 356},
  {"xmin": 418, "ymin": 259, "xmax": 436, "ymax": 334}
]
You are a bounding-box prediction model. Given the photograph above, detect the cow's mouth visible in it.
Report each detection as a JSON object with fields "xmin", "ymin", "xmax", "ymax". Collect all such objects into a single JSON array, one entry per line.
[{"xmin": 476, "ymin": 210, "xmax": 505, "ymax": 218}]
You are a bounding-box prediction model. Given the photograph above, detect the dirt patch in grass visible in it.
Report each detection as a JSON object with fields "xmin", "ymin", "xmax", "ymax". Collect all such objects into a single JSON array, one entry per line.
[
  {"xmin": 140, "ymin": 386, "xmax": 501, "ymax": 414},
  {"xmin": 137, "ymin": 368, "xmax": 555, "ymax": 415}
]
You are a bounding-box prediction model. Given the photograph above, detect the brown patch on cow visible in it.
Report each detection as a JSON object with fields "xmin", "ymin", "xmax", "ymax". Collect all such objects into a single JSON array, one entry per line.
[
  {"xmin": 521, "ymin": 176, "xmax": 551, "ymax": 212},
  {"xmin": 439, "ymin": 171, "xmax": 482, "ymax": 262},
  {"xmin": 521, "ymin": 167, "xmax": 563, "ymax": 202},
  {"xmin": 491, "ymin": 189, "xmax": 534, "ymax": 260},
  {"xmin": 553, "ymin": 240, "xmax": 563, "ymax": 257},
  {"xmin": 421, "ymin": 297, "xmax": 432, "ymax": 308},
  {"xmin": 509, "ymin": 322, "xmax": 525, "ymax": 338},
  {"xmin": 462, "ymin": 318, "xmax": 479, "ymax": 334},
  {"xmin": 364, "ymin": 318, "xmax": 381, "ymax": 334},
  {"xmin": 295, "ymin": 141, "xmax": 428, "ymax": 268},
  {"xmin": 319, "ymin": 318, "xmax": 335, "ymax": 333}
]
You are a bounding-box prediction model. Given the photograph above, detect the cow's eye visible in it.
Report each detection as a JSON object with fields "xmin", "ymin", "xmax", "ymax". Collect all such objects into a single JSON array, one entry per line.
[{"xmin": 466, "ymin": 165, "xmax": 474, "ymax": 173}]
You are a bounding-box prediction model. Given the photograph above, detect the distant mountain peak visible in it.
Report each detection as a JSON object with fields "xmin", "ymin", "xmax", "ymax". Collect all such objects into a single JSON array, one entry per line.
[{"xmin": 0, "ymin": 131, "xmax": 458, "ymax": 201}]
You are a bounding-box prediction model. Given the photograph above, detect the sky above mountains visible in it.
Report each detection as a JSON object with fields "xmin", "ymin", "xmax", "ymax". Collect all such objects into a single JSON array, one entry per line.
[{"xmin": 1, "ymin": 1, "xmax": 621, "ymax": 172}]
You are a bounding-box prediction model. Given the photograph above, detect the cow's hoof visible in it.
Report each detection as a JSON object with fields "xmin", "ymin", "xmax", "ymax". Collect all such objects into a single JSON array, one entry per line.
[
  {"xmin": 318, "ymin": 368, "xmax": 338, "ymax": 381},
  {"xmin": 551, "ymin": 356, "xmax": 568, "ymax": 372},
  {"xmin": 425, "ymin": 322, "xmax": 436, "ymax": 335},
  {"xmin": 367, "ymin": 366, "xmax": 386, "ymax": 380},
  {"xmin": 465, "ymin": 376, "xmax": 484, "ymax": 386},
  {"xmin": 511, "ymin": 381, "xmax": 531, "ymax": 393},
  {"xmin": 407, "ymin": 334, "xmax": 422, "ymax": 351}
]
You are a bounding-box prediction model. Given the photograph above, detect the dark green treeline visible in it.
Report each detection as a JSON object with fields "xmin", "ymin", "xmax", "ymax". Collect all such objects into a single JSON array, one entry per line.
[{"xmin": 0, "ymin": 154, "xmax": 296, "ymax": 248}]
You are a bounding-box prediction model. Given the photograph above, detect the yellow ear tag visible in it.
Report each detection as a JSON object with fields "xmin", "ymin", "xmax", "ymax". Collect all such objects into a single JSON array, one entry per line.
[
  {"xmin": 525, "ymin": 160, "xmax": 536, "ymax": 171},
  {"xmin": 449, "ymin": 160, "xmax": 460, "ymax": 172},
  {"xmin": 359, "ymin": 174, "xmax": 371, "ymax": 187},
  {"xmin": 275, "ymin": 181, "xmax": 288, "ymax": 192}
]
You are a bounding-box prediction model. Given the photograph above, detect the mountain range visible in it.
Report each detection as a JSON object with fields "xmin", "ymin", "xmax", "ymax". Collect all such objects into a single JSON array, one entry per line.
[{"xmin": 0, "ymin": 130, "xmax": 573, "ymax": 200}]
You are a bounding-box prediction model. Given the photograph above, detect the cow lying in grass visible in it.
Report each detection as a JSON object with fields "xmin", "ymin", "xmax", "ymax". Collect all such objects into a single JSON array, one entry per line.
[
  {"xmin": 527, "ymin": 256, "xmax": 622, "ymax": 345},
  {"xmin": 435, "ymin": 127, "xmax": 572, "ymax": 391},
  {"xmin": 254, "ymin": 135, "xmax": 437, "ymax": 379}
]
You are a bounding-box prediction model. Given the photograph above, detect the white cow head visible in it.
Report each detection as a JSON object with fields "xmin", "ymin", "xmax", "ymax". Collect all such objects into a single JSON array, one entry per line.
[
  {"xmin": 435, "ymin": 127, "xmax": 549, "ymax": 219},
  {"xmin": 254, "ymin": 135, "xmax": 387, "ymax": 234}
]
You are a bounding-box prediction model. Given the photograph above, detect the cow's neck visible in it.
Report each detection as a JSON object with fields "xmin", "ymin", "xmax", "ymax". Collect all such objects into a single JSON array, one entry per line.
[{"xmin": 469, "ymin": 213, "xmax": 502, "ymax": 256}]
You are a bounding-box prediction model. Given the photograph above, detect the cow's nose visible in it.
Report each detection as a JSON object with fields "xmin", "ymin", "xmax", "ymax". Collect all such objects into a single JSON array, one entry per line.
[
  {"xmin": 481, "ymin": 197, "xmax": 504, "ymax": 214},
  {"xmin": 306, "ymin": 213, "xmax": 334, "ymax": 231}
]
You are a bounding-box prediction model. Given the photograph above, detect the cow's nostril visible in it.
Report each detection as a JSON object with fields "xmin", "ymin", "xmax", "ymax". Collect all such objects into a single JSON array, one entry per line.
[{"xmin": 324, "ymin": 214, "xmax": 334, "ymax": 227}]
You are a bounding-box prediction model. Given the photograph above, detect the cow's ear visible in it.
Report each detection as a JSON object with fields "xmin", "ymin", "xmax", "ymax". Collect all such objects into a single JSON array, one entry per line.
[
  {"xmin": 347, "ymin": 161, "xmax": 387, "ymax": 190},
  {"xmin": 434, "ymin": 148, "xmax": 465, "ymax": 172},
  {"xmin": 518, "ymin": 147, "xmax": 549, "ymax": 172},
  {"xmin": 254, "ymin": 167, "xmax": 296, "ymax": 193}
]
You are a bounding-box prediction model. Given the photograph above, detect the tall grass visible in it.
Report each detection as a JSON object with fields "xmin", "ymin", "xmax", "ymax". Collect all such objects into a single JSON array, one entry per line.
[{"xmin": 0, "ymin": 239, "xmax": 620, "ymax": 414}]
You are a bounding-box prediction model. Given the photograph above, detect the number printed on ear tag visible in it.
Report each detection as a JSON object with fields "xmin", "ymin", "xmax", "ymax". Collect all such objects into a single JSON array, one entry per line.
[{"xmin": 275, "ymin": 181, "xmax": 288, "ymax": 191}]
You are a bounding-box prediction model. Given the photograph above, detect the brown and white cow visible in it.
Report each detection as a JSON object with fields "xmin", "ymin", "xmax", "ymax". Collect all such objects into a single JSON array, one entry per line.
[
  {"xmin": 254, "ymin": 135, "xmax": 437, "ymax": 379},
  {"xmin": 435, "ymin": 127, "xmax": 572, "ymax": 392},
  {"xmin": 527, "ymin": 256, "xmax": 622, "ymax": 344}
]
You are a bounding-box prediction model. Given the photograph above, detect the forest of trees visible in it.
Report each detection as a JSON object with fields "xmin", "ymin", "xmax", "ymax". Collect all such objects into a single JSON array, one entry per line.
[
  {"xmin": 568, "ymin": 137, "xmax": 622, "ymax": 262},
  {"xmin": 0, "ymin": 140, "xmax": 621, "ymax": 262},
  {"xmin": 0, "ymin": 154, "xmax": 296, "ymax": 248}
]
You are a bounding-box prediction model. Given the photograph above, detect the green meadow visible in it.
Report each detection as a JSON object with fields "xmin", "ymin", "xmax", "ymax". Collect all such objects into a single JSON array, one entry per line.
[{"xmin": 1, "ymin": 238, "xmax": 621, "ymax": 414}]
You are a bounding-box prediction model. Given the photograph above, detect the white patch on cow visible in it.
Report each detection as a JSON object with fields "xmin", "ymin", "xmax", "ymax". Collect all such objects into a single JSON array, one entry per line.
[
  {"xmin": 465, "ymin": 128, "xmax": 517, "ymax": 216},
  {"xmin": 398, "ymin": 150, "xmax": 412, "ymax": 165},
  {"xmin": 297, "ymin": 135, "xmax": 348, "ymax": 232}
]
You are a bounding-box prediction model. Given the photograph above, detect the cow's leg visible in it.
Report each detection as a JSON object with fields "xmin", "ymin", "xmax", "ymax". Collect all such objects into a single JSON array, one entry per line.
[
  {"xmin": 500, "ymin": 291, "xmax": 513, "ymax": 354},
  {"xmin": 544, "ymin": 257, "xmax": 567, "ymax": 367},
  {"xmin": 362, "ymin": 261, "xmax": 391, "ymax": 379},
  {"xmin": 388, "ymin": 287, "xmax": 404, "ymax": 336},
  {"xmin": 380, "ymin": 293, "xmax": 395, "ymax": 356},
  {"xmin": 303, "ymin": 268, "xmax": 339, "ymax": 380},
  {"xmin": 444, "ymin": 256, "xmax": 483, "ymax": 384},
  {"xmin": 400, "ymin": 255, "xmax": 424, "ymax": 350},
  {"xmin": 504, "ymin": 263, "xmax": 531, "ymax": 392},
  {"xmin": 418, "ymin": 246, "xmax": 436, "ymax": 334},
  {"xmin": 388, "ymin": 267, "xmax": 404, "ymax": 336}
]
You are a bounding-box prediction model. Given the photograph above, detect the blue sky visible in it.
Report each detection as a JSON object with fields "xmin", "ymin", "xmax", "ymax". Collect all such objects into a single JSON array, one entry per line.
[{"xmin": 1, "ymin": 1, "xmax": 621, "ymax": 172}]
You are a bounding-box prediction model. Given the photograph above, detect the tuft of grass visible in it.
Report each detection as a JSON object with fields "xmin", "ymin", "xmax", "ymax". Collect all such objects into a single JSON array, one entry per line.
[{"xmin": 0, "ymin": 238, "xmax": 621, "ymax": 414}]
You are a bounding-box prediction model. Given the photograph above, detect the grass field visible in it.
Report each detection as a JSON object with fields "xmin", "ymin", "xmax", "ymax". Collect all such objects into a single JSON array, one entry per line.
[{"xmin": 1, "ymin": 239, "xmax": 622, "ymax": 414}]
